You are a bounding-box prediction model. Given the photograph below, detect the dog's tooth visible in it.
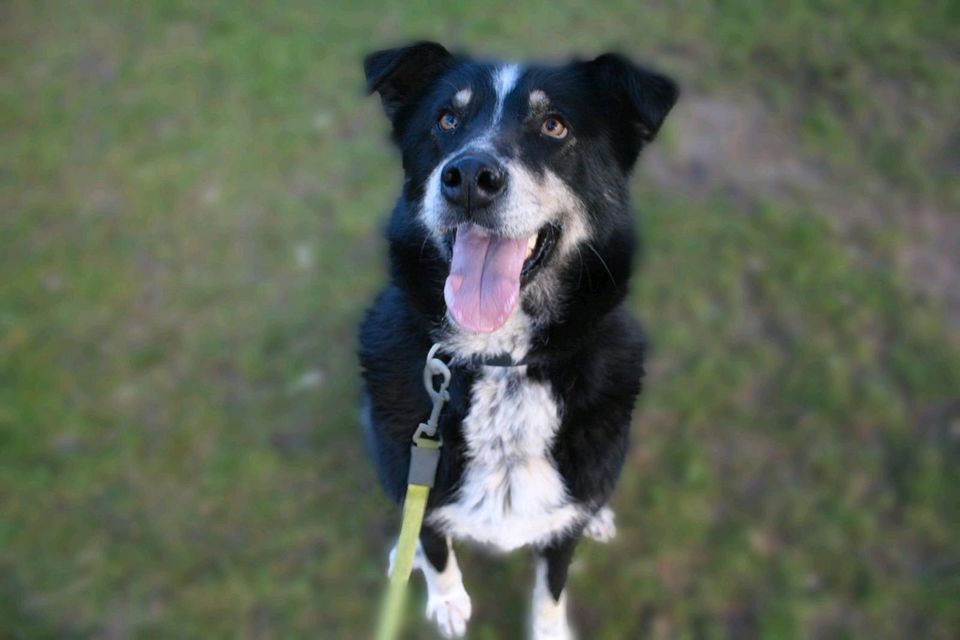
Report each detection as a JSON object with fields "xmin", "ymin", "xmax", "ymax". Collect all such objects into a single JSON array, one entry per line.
[{"xmin": 525, "ymin": 234, "xmax": 538, "ymax": 259}]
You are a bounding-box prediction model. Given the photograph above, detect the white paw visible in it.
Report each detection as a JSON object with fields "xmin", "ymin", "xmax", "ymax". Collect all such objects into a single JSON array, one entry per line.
[
  {"xmin": 426, "ymin": 583, "xmax": 472, "ymax": 638},
  {"xmin": 533, "ymin": 618, "xmax": 573, "ymax": 640},
  {"xmin": 532, "ymin": 593, "xmax": 573, "ymax": 640},
  {"xmin": 533, "ymin": 624, "xmax": 573, "ymax": 640},
  {"xmin": 584, "ymin": 506, "xmax": 616, "ymax": 543}
]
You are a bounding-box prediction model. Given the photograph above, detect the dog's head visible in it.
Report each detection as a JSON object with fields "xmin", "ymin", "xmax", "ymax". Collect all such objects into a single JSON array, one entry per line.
[{"xmin": 366, "ymin": 42, "xmax": 677, "ymax": 334}]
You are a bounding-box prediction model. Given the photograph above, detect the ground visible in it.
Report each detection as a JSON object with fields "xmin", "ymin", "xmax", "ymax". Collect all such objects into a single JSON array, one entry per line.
[{"xmin": 1, "ymin": 1, "xmax": 958, "ymax": 638}]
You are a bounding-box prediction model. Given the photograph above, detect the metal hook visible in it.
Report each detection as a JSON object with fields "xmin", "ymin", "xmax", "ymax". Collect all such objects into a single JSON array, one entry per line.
[
  {"xmin": 423, "ymin": 343, "xmax": 451, "ymax": 403},
  {"xmin": 417, "ymin": 344, "xmax": 451, "ymax": 441}
]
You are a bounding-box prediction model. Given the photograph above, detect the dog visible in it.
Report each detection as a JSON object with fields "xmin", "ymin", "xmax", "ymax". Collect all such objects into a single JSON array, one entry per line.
[{"xmin": 358, "ymin": 42, "xmax": 677, "ymax": 639}]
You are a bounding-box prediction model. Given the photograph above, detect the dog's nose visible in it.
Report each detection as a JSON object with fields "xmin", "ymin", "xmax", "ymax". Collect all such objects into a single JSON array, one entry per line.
[{"xmin": 440, "ymin": 154, "xmax": 507, "ymax": 210}]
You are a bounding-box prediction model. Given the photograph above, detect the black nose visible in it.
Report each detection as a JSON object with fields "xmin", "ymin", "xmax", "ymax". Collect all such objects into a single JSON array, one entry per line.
[{"xmin": 440, "ymin": 154, "xmax": 507, "ymax": 210}]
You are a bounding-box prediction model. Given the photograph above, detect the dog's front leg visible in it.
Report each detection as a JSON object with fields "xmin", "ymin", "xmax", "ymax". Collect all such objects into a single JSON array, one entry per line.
[
  {"xmin": 390, "ymin": 523, "xmax": 471, "ymax": 638},
  {"xmin": 420, "ymin": 524, "xmax": 471, "ymax": 638},
  {"xmin": 531, "ymin": 533, "xmax": 580, "ymax": 640}
]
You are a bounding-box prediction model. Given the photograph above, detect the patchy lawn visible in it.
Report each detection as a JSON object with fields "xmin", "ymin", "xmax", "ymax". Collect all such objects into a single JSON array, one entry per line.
[{"xmin": 2, "ymin": 1, "xmax": 958, "ymax": 638}]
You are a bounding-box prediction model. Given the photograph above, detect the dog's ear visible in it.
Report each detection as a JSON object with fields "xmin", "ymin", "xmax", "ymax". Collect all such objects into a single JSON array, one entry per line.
[
  {"xmin": 587, "ymin": 53, "xmax": 678, "ymax": 148},
  {"xmin": 365, "ymin": 42, "xmax": 454, "ymax": 120}
]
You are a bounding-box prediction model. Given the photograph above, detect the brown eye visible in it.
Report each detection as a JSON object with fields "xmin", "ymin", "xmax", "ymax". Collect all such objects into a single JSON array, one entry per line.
[
  {"xmin": 541, "ymin": 117, "xmax": 568, "ymax": 139},
  {"xmin": 438, "ymin": 111, "xmax": 459, "ymax": 131}
]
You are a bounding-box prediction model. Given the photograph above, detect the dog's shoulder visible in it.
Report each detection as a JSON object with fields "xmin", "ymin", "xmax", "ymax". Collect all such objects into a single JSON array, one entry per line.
[
  {"xmin": 358, "ymin": 286, "xmax": 436, "ymax": 430},
  {"xmin": 360, "ymin": 286, "xmax": 429, "ymax": 372},
  {"xmin": 543, "ymin": 307, "xmax": 645, "ymax": 504}
]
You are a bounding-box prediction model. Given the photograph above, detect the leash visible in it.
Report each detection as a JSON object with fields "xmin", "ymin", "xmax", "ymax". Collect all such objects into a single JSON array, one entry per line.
[{"xmin": 375, "ymin": 344, "xmax": 451, "ymax": 640}]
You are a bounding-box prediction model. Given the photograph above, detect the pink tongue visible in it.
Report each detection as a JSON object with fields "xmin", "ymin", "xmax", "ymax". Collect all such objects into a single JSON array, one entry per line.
[{"xmin": 444, "ymin": 223, "xmax": 530, "ymax": 333}]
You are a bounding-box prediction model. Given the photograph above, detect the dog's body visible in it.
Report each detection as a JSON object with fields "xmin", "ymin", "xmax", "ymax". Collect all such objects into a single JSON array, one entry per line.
[{"xmin": 359, "ymin": 42, "xmax": 676, "ymax": 638}]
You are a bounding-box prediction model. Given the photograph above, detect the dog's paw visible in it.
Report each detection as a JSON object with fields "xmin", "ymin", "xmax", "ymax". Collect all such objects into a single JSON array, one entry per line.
[
  {"xmin": 532, "ymin": 618, "xmax": 574, "ymax": 640},
  {"xmin": 426, "ymin": 582, "xmax": 472, "ymax": 638},
  {"xmin": 532, "ymin": 592, "xmax": 574, "ymax": 640},
  {"xmin": 584, "ymin": 506, "xmax": 616, "ymax": 543}
]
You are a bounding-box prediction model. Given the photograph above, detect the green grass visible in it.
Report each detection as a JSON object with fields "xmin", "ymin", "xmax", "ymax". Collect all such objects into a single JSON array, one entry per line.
[{"xmin": 2, "ymin": 1, "xmax": 958, "ymax": 638}]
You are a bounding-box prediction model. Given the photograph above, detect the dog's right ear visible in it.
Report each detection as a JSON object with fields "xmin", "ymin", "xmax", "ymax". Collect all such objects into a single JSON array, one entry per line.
[
  {"xmin": 587, "ymin": 53, "xmax": 678, "ymax": 144},
  {"xmin": 364, "ymin": 42, "xmax": 454, "ymax": 120}
]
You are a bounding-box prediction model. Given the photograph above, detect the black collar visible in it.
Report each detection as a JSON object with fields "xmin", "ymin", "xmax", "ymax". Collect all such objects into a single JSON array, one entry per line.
[
  {"xmin": 467, "ymin": 352, "xmax": 529, "ymax": 367},
  {"xmin": 431, "ymin": 350, "xmax": 532, "ymax": 369}
]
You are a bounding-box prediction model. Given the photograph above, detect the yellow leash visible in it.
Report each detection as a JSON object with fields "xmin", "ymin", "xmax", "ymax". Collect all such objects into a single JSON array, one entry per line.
[
  {"xmin": 375, "ymin": 345, "xmax": 450, "ymax": 640},
  {"xmin": 377, "ymin": 485, "xmax": 430, "ymax": 640}
]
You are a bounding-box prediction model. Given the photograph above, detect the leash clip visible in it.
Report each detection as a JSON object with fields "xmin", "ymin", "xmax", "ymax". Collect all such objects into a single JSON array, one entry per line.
[
  {"xmin": 417, "ymin": 343, "xmax": 450, "ymax": 443},
  {"xmin": 408, "ymin": 344, "xmax": 450, "ymax": 487}
]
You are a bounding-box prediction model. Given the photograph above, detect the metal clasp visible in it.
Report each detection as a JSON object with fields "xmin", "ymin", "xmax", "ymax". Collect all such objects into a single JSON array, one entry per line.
[
  {"xmin": 415, "ymin": 343, "xmax": 450, "ymax": 446},
  {"xmin": 408, "ymin": 344, "xmax": 450, "ymax": 487}
]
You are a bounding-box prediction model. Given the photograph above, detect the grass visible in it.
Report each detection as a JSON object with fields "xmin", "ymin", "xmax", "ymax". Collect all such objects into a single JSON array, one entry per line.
[{"xmin": 2, "ymin": 1, "xmax": 958, "ymax": 638}]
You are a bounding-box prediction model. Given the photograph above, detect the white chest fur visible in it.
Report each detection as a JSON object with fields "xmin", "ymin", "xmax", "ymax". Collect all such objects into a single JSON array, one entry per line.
[{"xmin": 428, "ymin": 366, "xmax": 585, "ymax": 551}]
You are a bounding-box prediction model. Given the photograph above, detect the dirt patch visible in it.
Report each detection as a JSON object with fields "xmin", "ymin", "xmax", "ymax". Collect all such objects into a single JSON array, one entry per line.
[
  {"xmin": 898, "ymin": 207, "xmax": 960, "ymax": 332},
  {"xmin": 643, "ymin": 94, "xmax": 825, "ymax": 203},
  {"xmin": 643, "ymin": 93, "xmax": 960, "ymax": 332}
]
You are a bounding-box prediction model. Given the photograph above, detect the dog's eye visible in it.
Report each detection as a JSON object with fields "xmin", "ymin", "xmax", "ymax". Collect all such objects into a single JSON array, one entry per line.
[
  {"xmin": 541, "ymin": 117, "xmax": 568, "ymax": 139},
  {"xmin": 438, "ymin": 111, "xmax": 459, "ymax": 131}
]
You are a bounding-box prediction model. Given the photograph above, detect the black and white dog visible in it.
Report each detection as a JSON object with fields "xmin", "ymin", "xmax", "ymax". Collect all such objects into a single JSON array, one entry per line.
[{"xmin": 359, "ymin": 42, "xmax": 676, "ymax": 639}]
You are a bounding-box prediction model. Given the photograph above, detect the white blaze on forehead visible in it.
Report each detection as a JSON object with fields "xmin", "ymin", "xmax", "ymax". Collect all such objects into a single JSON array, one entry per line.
[
  {"xmin": 491, "ymin": 64, "xmax": 522, "ymax": 125},
  {"xmin": 528, "ymin": 89, "xmax": 549, "ymax": 109},
  {"xmin": 453, "ymin": 88, "xmax": 472, "ymax": 107}
]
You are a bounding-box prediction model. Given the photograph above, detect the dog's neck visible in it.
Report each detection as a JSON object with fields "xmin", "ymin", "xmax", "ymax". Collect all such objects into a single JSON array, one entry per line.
[{"xmin": 433, "ymin": 309, "xmax": 536, "ymax": 365}]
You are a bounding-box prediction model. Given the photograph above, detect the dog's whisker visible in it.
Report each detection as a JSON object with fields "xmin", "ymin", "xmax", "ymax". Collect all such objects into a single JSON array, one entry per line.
[
  {"xmin": 418, "ymin": 234, "xmax": 431, "ymax": 261},
  {"xmin": 585, "ymin": 241, "xmax": 617, "ymax": 289},
  {"xmin": 575, "ymin": 245, "xmax": 585, "ymax": 291}
]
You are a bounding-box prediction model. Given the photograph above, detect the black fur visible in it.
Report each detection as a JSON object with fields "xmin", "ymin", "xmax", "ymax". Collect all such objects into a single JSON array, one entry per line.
[
  {"xmin": 538, "ymin": 535, "xmax": 581, "ymax": 602},
  {"xmin": 358, "ymin": 42, "xmax": 676, "ymax": 620}
]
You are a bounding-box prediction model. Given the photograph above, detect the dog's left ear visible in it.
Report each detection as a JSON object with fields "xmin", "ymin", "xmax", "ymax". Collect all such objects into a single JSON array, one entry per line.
[
  {"xmin": 587, "ymin": 53, "xmax": 678, "ymax": 149},
  {"xmin": 365, "ymin": 41, "xmax": 454, "ymax": 121}
]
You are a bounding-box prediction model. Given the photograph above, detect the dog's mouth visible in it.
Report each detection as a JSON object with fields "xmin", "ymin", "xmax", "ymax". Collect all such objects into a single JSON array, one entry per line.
[{"xmin": 443, "ymin": 223, "xmax": 559, "ymax": 333}]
